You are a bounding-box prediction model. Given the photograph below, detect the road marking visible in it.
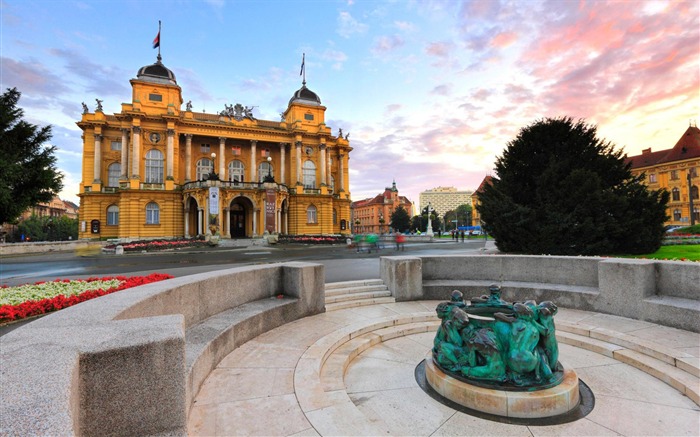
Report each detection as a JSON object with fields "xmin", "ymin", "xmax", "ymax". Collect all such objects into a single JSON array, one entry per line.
[{"xmin": 243, "ymin": 252, "xmax": 271, "ymax": 255}]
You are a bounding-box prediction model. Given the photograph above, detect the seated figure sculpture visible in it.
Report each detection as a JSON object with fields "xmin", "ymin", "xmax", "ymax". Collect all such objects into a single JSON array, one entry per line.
[{"xmin": 432, "ymin": 286, "xmax": 563, "ymax": 389}]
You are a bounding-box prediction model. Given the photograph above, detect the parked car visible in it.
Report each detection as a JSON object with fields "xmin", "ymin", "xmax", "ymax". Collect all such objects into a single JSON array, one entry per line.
[{"xmin": 665, "ymin": 225, "xmax": 682, "ymax": 233}]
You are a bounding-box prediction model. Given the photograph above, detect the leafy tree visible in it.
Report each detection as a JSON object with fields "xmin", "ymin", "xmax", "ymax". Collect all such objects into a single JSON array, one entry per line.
[
  {"xmin": 390, "ymin": 205, "xmax": 411, "ymax": 233},
  {"xmin": 478, "ymin": 117, "xmax": 668, "ymax": 255},
  {"xmin": 444, "ymin": 210, "xmax": 457, "ymax": 230},
  {"xmin": 0, "ymin": 88, "xmax": 63, "ymax": 224},
  {"xmin": 14, "ymin": 215, "xmax": 78, "ymax": 241},
  {"xmin": 455, "ymin": 204, "xmax": 472, "ymax": 227}
]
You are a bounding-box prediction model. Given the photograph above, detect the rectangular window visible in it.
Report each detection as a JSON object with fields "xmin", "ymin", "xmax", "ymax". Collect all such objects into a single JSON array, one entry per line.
[
  {"xmin": 691, "ymin": 168, "xmax": 698, "ymax": 177},
  {"xmin": 201, "ymin": 144, "xmax": 210, "ymax": 153},
  {"xmin": 149, "ymin": 93, "xmax": 163, "ymax": 102},
  {"xmin": 670, "ymin": 170, "xmax": 679, "ymax": 180},
  {"xmin": 304, "ymin": 113, "xmax": 314, "ymax": 120},
  {"xmin": 110, "ymin": 141, "xmax": 122, "ymax": 151},
  {"xmin": 649, "ymin": 174, "xmax": 657, "ymax": 183}
]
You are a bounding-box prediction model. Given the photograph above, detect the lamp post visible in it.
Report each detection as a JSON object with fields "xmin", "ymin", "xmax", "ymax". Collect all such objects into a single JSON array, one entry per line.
[
  {"xmin": 689, "ymin": 171, "xmax": 696, "ymax": 226},
  {"xmin": 263, "ymin": 156, "xmax": 274, "ymax": 183},
  {"xmin": 209, "ymin": 152, "xmax": 219, "ymax": 181}
]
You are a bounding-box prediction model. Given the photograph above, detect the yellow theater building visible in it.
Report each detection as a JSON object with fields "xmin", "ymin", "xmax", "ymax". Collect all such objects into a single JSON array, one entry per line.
[{"xmin": 77, "ymin": 54, "xmax": 352, "ymax": 240}]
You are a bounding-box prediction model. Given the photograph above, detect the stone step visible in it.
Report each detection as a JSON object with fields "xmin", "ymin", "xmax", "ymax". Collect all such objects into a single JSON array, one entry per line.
[
  {"xmin": 325, "ymin": 296, "xmax": 396, "ymax": 311},
  {"xmin": 325, "ymin": 290, "xmax": 392, "ymax": 304},
  {"xmin": 324, "ymin": 279, "xmax": 384, "ymax": 291},
  {"xmin": 325, "ymin": 284, "xmax": 389, "ymax": 297},
  {"xmin": 556, "ymin": 330, "xmax": 699, "ymax": 406}
]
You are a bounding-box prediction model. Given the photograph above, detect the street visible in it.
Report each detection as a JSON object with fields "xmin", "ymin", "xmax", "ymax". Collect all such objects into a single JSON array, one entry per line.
[{"xmin": 0, "ymin": 238, "xmax": 489, "ymax": 286}]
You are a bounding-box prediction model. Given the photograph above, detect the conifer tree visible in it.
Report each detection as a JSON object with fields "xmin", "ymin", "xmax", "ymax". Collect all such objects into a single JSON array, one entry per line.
[
  {"xmin": 478, "ymin": 117, "xmax": 668, "ymax": 255},
  {"xmin": 0, "ymin": 88, "xmax": 63, "ymax": 224},
  {"xmin": 390, "ymin": 205, "xmax": 411, "ymax": 233}
]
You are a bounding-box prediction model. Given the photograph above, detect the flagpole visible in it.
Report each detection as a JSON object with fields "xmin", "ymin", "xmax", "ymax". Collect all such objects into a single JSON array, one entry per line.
[{"xmin": 158, "ymin": 20, "xmax": 162, "ymax": 61}]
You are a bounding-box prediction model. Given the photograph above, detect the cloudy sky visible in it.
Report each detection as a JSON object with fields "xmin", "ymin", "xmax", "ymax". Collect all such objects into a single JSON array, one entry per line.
[{"xmin": 1, "ymin": 0, "xmax": 698, "ymax": 210}]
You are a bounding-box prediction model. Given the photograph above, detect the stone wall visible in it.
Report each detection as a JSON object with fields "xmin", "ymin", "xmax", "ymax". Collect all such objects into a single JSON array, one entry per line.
[
  {"xmin": 0, "ymin": 240, "xmax": 104, "ymax": 256},
  {"xmin": 381, "ymin": 255, "xmax": 699, "ymax": 332},
  {"xmin": 0, "ymin": 262, "xmax": 325, "ymax": 436}
]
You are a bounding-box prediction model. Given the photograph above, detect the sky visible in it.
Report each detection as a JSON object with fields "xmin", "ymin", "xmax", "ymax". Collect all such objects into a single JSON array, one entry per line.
[{"xmin": 1, "ymin": 0, "xmax": 698, "ymax": 212}]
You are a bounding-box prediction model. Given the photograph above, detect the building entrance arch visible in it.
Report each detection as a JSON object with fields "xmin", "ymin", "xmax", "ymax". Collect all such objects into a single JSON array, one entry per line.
[
  {"xmin": 229, "ymin": 197, "xmax": 255, "ymax": 238},
  {"xmin": 186, "ymin": 197, "xmax": 200, "ymax": 237}
]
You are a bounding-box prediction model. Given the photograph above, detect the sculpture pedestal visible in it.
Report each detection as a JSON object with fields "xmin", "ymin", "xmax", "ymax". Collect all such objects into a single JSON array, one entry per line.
[{"xmin": 425, "ymin": 354, "xmax": 580, "ymax": 419}]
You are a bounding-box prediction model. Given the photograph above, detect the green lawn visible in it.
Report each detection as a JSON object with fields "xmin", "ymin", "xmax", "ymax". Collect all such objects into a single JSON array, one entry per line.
[{"xmin": 626, "ymin": 245, "xmax": 700, "ymax": 262}]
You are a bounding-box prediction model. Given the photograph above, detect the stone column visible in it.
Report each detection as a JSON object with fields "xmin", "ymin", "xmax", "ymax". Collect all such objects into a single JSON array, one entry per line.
[
  {"xmin": 320, "ymin": 144, "xmax": 326, "ymax": 186},
  {"xmin": 120, "ymin": 129, "xmax": 129, "ymax": 179},
  {"xmin": 184, "ymin": 207, "xmax": 189, "ymax": 237},
  {"xmin": 198, "ymin": 208, "xmax": 204, "ymax": 235},
  {"xmin": 327, "ymin": 151, "xmax": 332, "ymax": 186},
  {"xmin": 184, "ymin": 134, "xmax": 192, "ymax": 182},
  {"xmin": 279, "ymin": 142, "xmax": 286, "ymax": 184},
  {"xmin": 131, "ymin": 126, "xmax": 141, "ymax": 179},
  {"xmin": 93, "ymin": 134, "xmax": 102, "ymax": 183},
  {"xmin": 166, "ymin": 129, "xmax": 175, "ymax": 180},
  {"xmin": 205, "ymin": 204, "xmax": 210, "ymax": 236},
  {"xmin": 252, "ymin": 208, "xmax": 258, "ymax": 236},
  {"xmin": 219, "ymin": 137, "xmax": 226, "ymax": 177},
  {"xmin": 250, "ymin": 140, "xmax": 257, "ymax": 182},
  {"xmin": 224, "ymin": 208, "xmax": 231, "ymax": 238},
  {"xmin": 295, "ymin": 141, "xmax": 302, "ymax": 184},
  {"xmin": 339, "ymin": 153, "xmax": 345, "ymax": 191}
]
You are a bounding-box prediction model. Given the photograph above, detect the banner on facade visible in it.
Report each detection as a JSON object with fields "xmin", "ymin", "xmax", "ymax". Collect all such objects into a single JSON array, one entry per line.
[
  {"xmin": 209, "ymin": 187, "xmax": 219, "ymax": 215},
  {"xmin": 265, "ymin": 188, "xmax": 276, "ymax": 233}
]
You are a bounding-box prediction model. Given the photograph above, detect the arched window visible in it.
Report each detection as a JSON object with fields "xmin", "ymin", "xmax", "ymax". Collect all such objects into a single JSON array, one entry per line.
[
  {"xmin": 303, "ymin": 160, "xmax": 316, "ymax": 188},
  {"xmin": 694, "ymin": 207, "xmax": 700, "ymax": 222},
  {"xmin": 692, "ymin": 186, "xmax": 699, "ymax": 200},
  {"xmin": 673, "ymin": 209, "xmax": 682, "ymax": 221},
  {"xmin": 671, "ymin": 187, "xmax": 680, "ymax": 201},
  {"xmin": 306, "ymin": 205, "xmax": 317, "ymax": 224},
  {"xmin": 107, "ymin": 163, "xmax": 121, "ymax": 187},
  {"xmin": 196, "ymin": 158, "xmax": 213, "ymax": 180},
  {"xmin": 329, "ymin": 175, "xmax": 335, "ymax": 193},
  {"xmin": 145, "ymin": 149, "xmax": 164, "ymax": 183},
  {"xmin": 258, "ymin": 161, "xmax": 273, "ymax": 182},
  {"xmin": 107, "ymin": 205, "xmax": 119, "ymax": 225},
  {"xmin": 228, "ymin": 160, "xmax": 245, "ymax": 184},
  {"xmin": 146, "ymin": 202, "xmax": 160, "ymax": 224}
]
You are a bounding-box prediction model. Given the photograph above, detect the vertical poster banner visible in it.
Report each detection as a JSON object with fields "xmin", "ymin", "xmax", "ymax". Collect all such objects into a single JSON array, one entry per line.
[
  {"xmin": 209, "ymin": 187, "xmax": 219, "ymax": 215},
  {"xmin": 209, "ymin": 187, "xmax": 220, "ymax": 234},
  {"xmin": 265, "ymin": 188, "xmax": 276, "ymax": 233}
]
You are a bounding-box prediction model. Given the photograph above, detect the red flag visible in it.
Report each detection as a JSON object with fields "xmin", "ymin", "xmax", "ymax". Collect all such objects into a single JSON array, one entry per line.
[{"xmin": 152, "ymin": 31, "xmax": 160, "ymax": 49}]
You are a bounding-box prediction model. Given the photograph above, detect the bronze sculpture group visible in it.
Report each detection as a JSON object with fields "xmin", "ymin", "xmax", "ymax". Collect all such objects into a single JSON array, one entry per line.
[{"xmin": 432, "ymin": 285, "xmax": 562, "ymax": 390}]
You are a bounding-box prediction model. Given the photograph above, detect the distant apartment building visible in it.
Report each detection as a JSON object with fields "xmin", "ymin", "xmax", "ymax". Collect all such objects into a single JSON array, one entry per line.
[
  {"xmin": 351, "ymin": 181, "xmax": 412, "ymax": 233},
  {"xmin": 627, "ymin": 125, "xmax": 700, "ymax": 225},
  {"xmin": 19, "ymin": 196, "xmax": 79, "ymax": 220},
  {"xmin": 419, "ymin": 186, "xmax": 473, "ymax": 216}
]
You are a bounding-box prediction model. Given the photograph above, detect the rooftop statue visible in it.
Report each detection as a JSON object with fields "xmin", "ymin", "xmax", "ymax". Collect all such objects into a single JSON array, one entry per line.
[{"xmin": 432, "ymin": 285, "xmax": 563, "ymax": 390}]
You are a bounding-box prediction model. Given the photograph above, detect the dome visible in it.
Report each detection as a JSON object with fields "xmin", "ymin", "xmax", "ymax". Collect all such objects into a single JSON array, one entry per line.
[
  {"xmin": 288, "ymin": 84, "xmax": 321, "ymax": 106},
  {"xmin": 136, "ymin": 56, "xmax": 177, "ymax": 85}
]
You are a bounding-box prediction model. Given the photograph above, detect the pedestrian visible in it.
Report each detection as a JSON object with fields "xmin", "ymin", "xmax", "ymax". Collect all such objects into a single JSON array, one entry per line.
[
  {"xmin": 460, "ymin": 231, "xmax": 465, "ymax": 242},
  {"xmin": 395, "ymin": 233, "xmax": 406, "ymax": 251}
]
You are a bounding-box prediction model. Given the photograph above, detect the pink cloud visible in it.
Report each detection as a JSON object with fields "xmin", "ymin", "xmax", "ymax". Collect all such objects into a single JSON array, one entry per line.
[
  {"xmin": 490, "ymin": 31, "xmax": 517, "ymax": 48},
  {"xmin": 371, "ymin": 35, "xmax": 405, "ymax": 55},
  {"xmin": 425, "ymin": 41, "xmax": 452, "ymax": 58}
]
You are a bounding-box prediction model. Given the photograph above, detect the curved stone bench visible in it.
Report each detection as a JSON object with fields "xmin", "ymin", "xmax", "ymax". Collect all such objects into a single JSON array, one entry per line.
[
  {"xmin": 0, "ymin": 262, "xmax": 324, "ymax": 436},
  {"xmin": 380, "ymin": 255, "xmax": 700, "ymax": 333}
]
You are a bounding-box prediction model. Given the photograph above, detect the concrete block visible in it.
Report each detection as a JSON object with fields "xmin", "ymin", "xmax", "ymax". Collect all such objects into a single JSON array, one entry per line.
[{"xmin": 380, "ymin": 256, "xmax": 422, "ymax": 301}]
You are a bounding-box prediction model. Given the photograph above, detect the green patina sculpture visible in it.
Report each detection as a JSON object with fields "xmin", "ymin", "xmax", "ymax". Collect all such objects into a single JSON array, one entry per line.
[{"xmin": 432, "ymin": 286, "xmax": 563, "ymax": 390}]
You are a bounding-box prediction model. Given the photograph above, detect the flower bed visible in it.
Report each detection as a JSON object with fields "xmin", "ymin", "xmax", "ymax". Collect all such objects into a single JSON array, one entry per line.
[
  {"xmin": 0, "ymin": 273, "xmax": 173, "ymax": 323},
  {"xmin": 276, "ymin": 234, "xmax": 348, "ymax": 245},
  {"xmin": 104, "ymin": 237, "xmax": 214, "ymax": 252},
  {"xmin": 662, "ymin": 233, "xmax": 700, "ymax": 246}
]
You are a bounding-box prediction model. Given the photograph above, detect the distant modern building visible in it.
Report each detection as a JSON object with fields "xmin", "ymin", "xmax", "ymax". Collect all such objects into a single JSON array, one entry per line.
[
  {"xmin": 627, "ymin": 125, "xmax": 700, "ymax": 226},
  {"xmin": 471, "ymin": 176, "xmax": 492, "ymax": 227},
  {"xmin": 76, "ymin": 52, "xmax": 352, "ymax": 240},
  {"xmin": 419, "ymin": 186, "xmax": 473, "ymax": 217},
  {"xmin": 351, "ymin": 181, "xmax": 412, "ymax": 233}
]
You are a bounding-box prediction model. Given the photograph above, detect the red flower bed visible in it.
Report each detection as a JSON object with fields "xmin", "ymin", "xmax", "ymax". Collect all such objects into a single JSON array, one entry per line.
[{"xmin": 0, "ymin": 273, "xmax": 173, "ymax": 323}]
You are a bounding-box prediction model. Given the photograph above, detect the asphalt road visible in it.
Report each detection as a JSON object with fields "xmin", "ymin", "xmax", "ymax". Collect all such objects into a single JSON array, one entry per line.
[{"xmin": 0, "ymin": 238, "xmax": 489, "ymax": 287}]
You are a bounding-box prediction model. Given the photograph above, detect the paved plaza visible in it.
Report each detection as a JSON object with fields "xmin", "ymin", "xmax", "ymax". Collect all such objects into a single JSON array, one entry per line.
[{"xmin": 188, "ymin": 296, "xmax": 700, "ymax": 436}]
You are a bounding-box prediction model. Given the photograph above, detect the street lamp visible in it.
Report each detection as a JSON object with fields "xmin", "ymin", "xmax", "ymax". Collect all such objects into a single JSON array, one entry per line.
[
  {"xmin": 263, "ymin": 156, "xmax": 275, "ymax": 182},
  {"xmin": 208, "ymin": 152, "xmax": 219, "ymax": 181}
]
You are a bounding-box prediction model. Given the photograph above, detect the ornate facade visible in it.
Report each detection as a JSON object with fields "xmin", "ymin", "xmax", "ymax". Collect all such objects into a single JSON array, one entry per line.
[
  {"xmin": 350, "ymin": 181, "xmax": 412, "ymax": 234},
  {"xmin": 627, "ymin": 125, "xmax": 700, "ymax": 226},
  {"xmin": 77, "ymin": 55, "xmax": 352, "ymax": 239}
]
